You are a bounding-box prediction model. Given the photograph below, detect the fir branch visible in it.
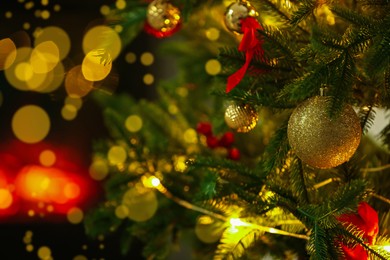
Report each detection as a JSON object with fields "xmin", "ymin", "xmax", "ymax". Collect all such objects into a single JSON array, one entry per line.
[
  {"xmin": 215, "ymin": 228, "xmax": 262, "ymax": 260},
  {"xmin": 260, "ymin": 25, "xmax": 300, "ymax": 59},
  {"xmin": 187, "ymin": 156, "xmax": 264, "ymax": 181},
  {"xmin": 328, "ymin": 52, "xmax": 355, "ymax": 117},
  {"xmin": 103, "ymin": 108, "xmax": 133, "ymax": 146},
  {"xmin": 366, "ymin": 31, "xmax": 390, "ymax": 76},
  {"xmin": 258, "ymin": 121, "xmax": 290, "ymax": 175},
  {"xmin": 379, "ymin": 122, "xmax": 390, "ymax": 149},
  {"xmin": 290, "ymin": 0, "xmax": 317, "ymax": 26},
  {"xmin": 109, "ymin": 4, "xmax": 147, "ymax": 46},
  {"xmin": 307, "ymin": 222, "xmax": 329, "ymax": 260},
  {"xmin": 289, "ymin": 157, "xmax": 310, "ymax": 204},
  {"xmin": 359, "ymin": 105, "xmax": 376, "ymax": 134},
  {"xmin": 330, "ymin": 6, "xmax": 378, "ymax": 29}
]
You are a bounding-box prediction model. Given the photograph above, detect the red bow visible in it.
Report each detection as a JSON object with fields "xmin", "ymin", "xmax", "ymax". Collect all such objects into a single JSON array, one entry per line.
[
  {"xmin": 226, "ymin": 17, "xmax": 264, "ymax": 93},
  {"xmin": 337, "ymin": 202, "xmax": 379, "ymax": 260}
]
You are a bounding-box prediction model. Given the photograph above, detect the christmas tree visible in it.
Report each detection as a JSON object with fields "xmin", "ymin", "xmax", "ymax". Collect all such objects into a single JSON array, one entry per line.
[{"xmin": 81, "ymin": 0, "xmax": 390, "ymax": 259}]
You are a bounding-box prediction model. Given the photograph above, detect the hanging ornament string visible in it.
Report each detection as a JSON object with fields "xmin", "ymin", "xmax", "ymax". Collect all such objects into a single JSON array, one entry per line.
[{"xmin": 226, "ymin": 17, "xmax": 264, "ymax": 93}]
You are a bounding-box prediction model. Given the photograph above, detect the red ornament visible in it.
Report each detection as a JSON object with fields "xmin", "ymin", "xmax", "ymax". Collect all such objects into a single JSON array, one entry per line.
[
  {"xmin": 144, "ymin": 22, "xmax": 181, "ymax": 38},
  {"xmin": 197, "ymin": 122, "xmax": 241, "ymax": 160},
  {"xmin": 226, "ymin": 17, "xmax": 264, "ymax": 93},
  {"xmin": 228, "ymin": 148, "xmax": 240, "ymax": 160},
  {"xmin": 196, "ymin": 122, "xmax": 213, "ymax": 136},
  {"xmin": 206, "ymin": 136, "xmax": 219, "ymax": 149},
  {"xmin": 218, "ymin": 132, "xmax": 235, "ymax": 148},
  {"xmin": 337, "ymin": 202, "xmax": 379, "ymax": 260}
]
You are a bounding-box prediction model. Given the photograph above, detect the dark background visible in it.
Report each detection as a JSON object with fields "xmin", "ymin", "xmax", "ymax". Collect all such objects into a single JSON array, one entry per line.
[{"xmin": 0, "ymin": 0, "xmax": 165, "ymax": 259}]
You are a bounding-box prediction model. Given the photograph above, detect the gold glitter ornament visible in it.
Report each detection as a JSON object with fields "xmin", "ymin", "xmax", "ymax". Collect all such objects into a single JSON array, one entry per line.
[
  {"xmin": 224, "ymin": 0, "xmax": 258, "ymax": 33},
  {"xmin": 224, "ymin": 103, "xmax": 258, "ymax": 132},
  {"xmin": 287, "ymin": 96, "xmax": 361, "ymax": 169},
  {"xmin": 145, "ymin": 0, "xmax": 181, "ymax": 37}
]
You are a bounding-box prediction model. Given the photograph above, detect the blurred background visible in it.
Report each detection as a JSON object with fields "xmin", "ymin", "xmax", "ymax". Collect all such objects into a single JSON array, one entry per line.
[{"xmin": 0, "ymin": 0, "xmax": 167, "ymax": 259}]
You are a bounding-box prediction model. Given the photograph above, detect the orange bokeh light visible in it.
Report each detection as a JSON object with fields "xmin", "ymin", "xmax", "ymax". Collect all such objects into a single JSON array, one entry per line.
[{"xmin": 15, "ymin": 165, "xmax": 81, "ymax": 204}]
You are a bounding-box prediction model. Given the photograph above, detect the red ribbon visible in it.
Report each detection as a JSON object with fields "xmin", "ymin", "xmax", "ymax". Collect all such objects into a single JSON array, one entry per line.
[
  {"xmin": 337, "ymin": 202, "xmax": 379, "ymax": 260},
  {"xmin": 226, "ymin": 17, "xmax": 264, "ymax": 93}
]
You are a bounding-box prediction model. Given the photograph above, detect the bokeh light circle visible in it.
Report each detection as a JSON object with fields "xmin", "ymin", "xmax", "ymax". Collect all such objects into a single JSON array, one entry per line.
[
  {"xmin": 82, "ymin": 25, "xmax": 121, "ymax": 60},
  {"xmin": 81, "ymin": 49, "xmax": 112, "ymax": 81},
  {"xmin": 122, "ymin": 187, "xmax": 158, "ymax": 222},
  {"xmin": 35, "ymin": 26, "xmax": 71, "ymax": 60},
  {"xmin": 39, "ymin": 150, "xmax": 56, "ymax": 167},
  {"xmin": 0, "ymin": 189, "xmax": 13, "ymax": 209},
  {"xmin": 107, "ymin": 146, "xmax": 127, "ymax": 165},
  {"xmin": 125, "ymin": 115, "xmax": 143, "ymax": 133},
  {"xmin": 89, "ymin": 159, "xmax": 109, "ymax": 181},
  {"xmin": 0, "ymin": 38, "xmax": 17, "ymax": 70},
  {"xmin": 67, "ymin": 207, "xmax": 84, "ymax": 224},
  {"xmin": 12, "ymin": 105, "xmax": 50, "ymax": 143},
  {"xmin": 65, "ymin": 65, "xmax": 94, "ymax": 98}
]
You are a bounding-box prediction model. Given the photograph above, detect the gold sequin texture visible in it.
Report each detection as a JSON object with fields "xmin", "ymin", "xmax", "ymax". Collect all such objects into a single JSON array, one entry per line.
[
  {"xmin": 224, "ymin": 104, "xmax": 258, "ymax": 132},
  {"xmin": 146, "ymin": 0, "xmax": 181, "ymax": 33},
  {"xmin": 287, "ymin": 96, "xmax": 361, "ymax": 169}
]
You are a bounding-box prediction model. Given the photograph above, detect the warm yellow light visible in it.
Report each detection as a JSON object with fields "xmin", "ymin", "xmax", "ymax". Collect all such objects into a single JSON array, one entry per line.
[
  {"xmin": 125, "ymin": 115, "xmax": 143, "ymax": 133},
  {"xmin": 0, "ymin": 38, "xmax": 17, "ymax": 70},
  {"xmin": 107, "ymin": 146, "xmax": 127, "ymax": 165},
  {"xmin": 183, "ymin": 128, "xmax": 198, "ymax": 144},
  {"xmin": 30, "ymin": 41, "xmax": 60, "ymax": 74},
  {"xmin": 140, "ymin": 52, "xmax": 154, "ymax": 66},
  {"xmin": 124, "ymin": 52, "xmax": 136, "ymax": 64},
  {"xmin": 143, "ymin": 73, "xmax": 154, "ymax": 85},
  {"xmin": 64, "ymin": 65, "xmax": 94, "ymax": 98},
  {"xmin": 35, "ymin": 26, "xmax": 71, "ymax": 60},
  {"xmin": 39, "ymin": 149, "xmax": 56, "ymax": 167},
  {"xmin": 205, "ymin": 59, "xmax": 221, "ymax": 75},
  {"xmin": 173, "ymin": 155, "xmax": 187, "ymax": 172},
  {"xmin": 67, "ymin": 207, "xmax": 84, "ymax": 224},
  {"xmin": 41, "ymin": 10, "xmax": 50, "ymax": 19},
  {"xmin": 65, "ymin": 96, "xmax": 82, "ymax": 110},
  {"xmin": 37, "ymin": 246, "xmax": 51, "ymax": 259},
  {"xmin": 229, "ymin": 218, "xmax": 248, "ymax": 227},
  {"xmin": 122, "ymin": 187, "xmax": 158, "ymax": 222},
  {"xmin": 206, "ymin": 28, "xmax": 220, "ymax": 41},
  {"xmin": 82, "ymin": 49, "xmax": 112, "ymax": 81},
  {"xmin": 61, "ymin": 104, "xmax": 78, "ymax": 121},
  {"xmin": 64, "ymin": 183, "xmax": 80, "ymax": 199},
  {"xmin": 0, "ymin": 189, "xmax": 13, "ymax": 209},
  {"xmin": 143, "ymin": 176, "xmax": 161, "ymax": 188},
  {"xmin": 100, "ymin": 5, "xmax": 110, "ymax": 16},
  {"xmin": 116, "ymin": 0, "xmax": 126, "ymax": 10},
  {"xmin": 26, "ymin": 244, "xmax": 34, "ymax": 252},
  {"xmin": 89, "ymin": 159, "xmax": 109, "ymax": 181},
  {"xmin": 82, "ymin": 25, "xmax": 121, "ymax": 60},
  {"xmin": 268, "ymin": 228, "xmax": 278, "ymax": 234},
  {"xmin": 383, "ymin": 245, "xmax": 390, "ymax": 252},
  {"xmin": 115, "ymin": 204, "xmax": 129, "ymax": 219},
  {"xmin": 15, "ymin": 62, "xmax": 33, "ymax": 81},
  {"xmin": 12, "ymin": 105, "xmax": 51, "ymax": 144}
]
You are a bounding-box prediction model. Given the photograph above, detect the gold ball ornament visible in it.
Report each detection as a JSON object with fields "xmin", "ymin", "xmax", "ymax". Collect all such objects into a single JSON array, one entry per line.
[
  {"xmin": 287, "ymin": 96, "xmax": 361, "ymax": 169},
  {"xmin": 145, "ymin": 0, "xmax": 181, "ymax": 38},
  {"xmin": 224, "ymin": 1, "xmax": 258, "ymax": 33},
  {"xmin": 224, "ymin": 103, "xmax": 258, "ymax": 132}
]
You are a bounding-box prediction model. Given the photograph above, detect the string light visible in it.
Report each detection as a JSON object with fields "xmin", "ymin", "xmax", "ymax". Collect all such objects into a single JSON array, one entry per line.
[{"xmin": 144, "ymin": 176, "xmax": 309, "ymax": 240}]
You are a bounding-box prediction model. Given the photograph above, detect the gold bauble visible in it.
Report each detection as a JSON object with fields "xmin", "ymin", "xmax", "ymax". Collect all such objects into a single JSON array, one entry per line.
[
  {"xmin": 224, "ymin": 1, "xmax": 258, "ymax": 33},
  {"xmin": 146, "ymin": 0, "xmax": 181, "ymax": 33},
  {"xmin": 224, "ymin": 103, "xmax": 258, "ymax": 132},
  {"xmin": 287, "ymin": 96, "xmax": 361, "ymax": 169}
]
